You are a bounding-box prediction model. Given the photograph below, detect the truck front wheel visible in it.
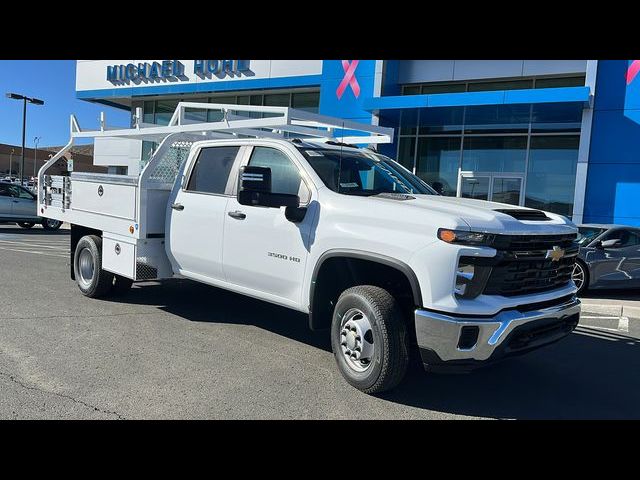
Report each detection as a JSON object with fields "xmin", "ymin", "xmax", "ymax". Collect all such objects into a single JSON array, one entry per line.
[
  {"xmin": 331, "ymin": 285, "xmax": 409, "ymax": 394},
  {"xmin": 73, "ymin": 235, "xmax": 115, "ymax": 298}
]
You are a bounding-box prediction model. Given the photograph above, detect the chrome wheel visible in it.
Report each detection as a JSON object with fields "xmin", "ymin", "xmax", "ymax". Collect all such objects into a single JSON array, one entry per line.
[
  {"xmin": 77, "ymin": 248, "xmax": 95, "ymax": 289},
  {"xmin": 572, "ymin": 262, "xmax": 585, "ymax": 292},
  {"xmin": 339, "ymin": 308, "xmax": 375, "ymax": 373},
  {"xmin": 46, "ymin": 219, "xmax": 61, "ymax": 229}
]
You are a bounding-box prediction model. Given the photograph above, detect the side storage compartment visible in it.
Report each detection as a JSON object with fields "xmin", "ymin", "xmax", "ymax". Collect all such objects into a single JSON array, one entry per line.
[
  {"xmin": 102, "ymin": 235, "xmax": 136, "ymax": 279},
  {"xmin": 102, "ymin": 233, "xmax": 174, "ymax": 281}
]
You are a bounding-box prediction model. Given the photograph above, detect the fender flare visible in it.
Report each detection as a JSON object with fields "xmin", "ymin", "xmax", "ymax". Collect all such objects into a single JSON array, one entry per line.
[{"xmin": 308, "ymin": 249, "xmax": 423, "ymax": 330}]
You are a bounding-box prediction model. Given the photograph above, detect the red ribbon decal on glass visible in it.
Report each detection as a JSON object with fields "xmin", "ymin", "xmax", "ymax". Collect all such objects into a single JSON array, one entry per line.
[
  {"xmin": 336, "ymin": 60, "xmax": 361, "ymax": 99},
  {"xmin": 627, "ymin": 60, "xmax": 640, "ymax": 85}
]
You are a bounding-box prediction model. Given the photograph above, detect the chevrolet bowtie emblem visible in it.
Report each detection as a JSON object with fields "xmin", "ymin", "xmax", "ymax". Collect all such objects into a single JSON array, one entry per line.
[{"xmin": 546, "ymin": 246, "xmax": 565, "ymax": 262}]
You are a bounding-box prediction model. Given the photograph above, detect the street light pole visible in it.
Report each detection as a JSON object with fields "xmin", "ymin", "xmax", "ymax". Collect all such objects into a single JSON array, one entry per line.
[
  {"xmin": 9, "ymin": 148, "xmax": 14, "ymax": 176},
  {"xmin": 20, "ymin": 97, "xmax": 26, "ymax": 184},
  {"xmin": 5, "ymin": 93, "xmax": 44, "ymax": 186},
  {"xmin": 33, "ymin": 136, "xmax": 41, "ymax": 179}
]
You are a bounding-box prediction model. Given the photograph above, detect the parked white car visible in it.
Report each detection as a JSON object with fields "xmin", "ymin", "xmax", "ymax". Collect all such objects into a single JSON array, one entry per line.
[
  {"xmin": 0, "ymin": 181, "xmax": 62, "ymax": 230},
  {"xmin": 38, "ymin": 103, "xmax": 581, "ymax": 393}
]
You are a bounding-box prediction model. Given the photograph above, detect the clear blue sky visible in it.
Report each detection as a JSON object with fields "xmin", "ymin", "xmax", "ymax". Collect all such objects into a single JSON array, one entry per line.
[{"xmin": 0, "ymin": 60, "xmax": 130, "ymax": 148}]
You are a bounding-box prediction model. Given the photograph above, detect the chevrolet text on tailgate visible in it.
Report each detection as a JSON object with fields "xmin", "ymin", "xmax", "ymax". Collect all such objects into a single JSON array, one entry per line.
[{"xmin": 38, "ymin": 103, "xmax": 581, "ymax": 394}]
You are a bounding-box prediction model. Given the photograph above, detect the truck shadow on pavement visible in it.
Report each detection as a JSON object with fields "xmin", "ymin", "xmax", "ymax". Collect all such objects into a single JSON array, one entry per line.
[{"xmin": 109, "ymin": 279, "xmax": 640, "ymax": 419}]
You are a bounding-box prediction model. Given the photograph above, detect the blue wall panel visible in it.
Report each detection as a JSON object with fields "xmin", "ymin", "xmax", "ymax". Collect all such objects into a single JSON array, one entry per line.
[{"xmin": 584, "ymin": 60, "xmax": 640, "ymax": 226}]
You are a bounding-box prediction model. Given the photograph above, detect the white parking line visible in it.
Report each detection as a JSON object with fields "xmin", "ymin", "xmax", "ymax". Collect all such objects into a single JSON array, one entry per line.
[
  {"xmin": 581, "ymin": 315, "xmax": 621, "ymax": 320},
  {"xmin": 0, "ymin": 245, "xmax": 68, "ymax": 258},
  {"xmin": 0, "ymin": 239, "xmax": 69, "ymax": 251}
]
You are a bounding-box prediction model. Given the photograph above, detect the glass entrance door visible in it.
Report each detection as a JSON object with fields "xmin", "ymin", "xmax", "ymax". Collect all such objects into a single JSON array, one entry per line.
[{"xmin": 458, "ymin": 172, "xmax": 524, "ymax": 206}]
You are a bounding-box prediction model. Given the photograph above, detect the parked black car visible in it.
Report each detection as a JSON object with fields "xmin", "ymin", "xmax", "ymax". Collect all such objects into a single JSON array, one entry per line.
[
  {"xmin": 573, "ymin": 224, "xmax": 640, "ymax": 294},
  {"xmin": 0, "ymin": 181, "xmax": 62, "ymax": 230}
]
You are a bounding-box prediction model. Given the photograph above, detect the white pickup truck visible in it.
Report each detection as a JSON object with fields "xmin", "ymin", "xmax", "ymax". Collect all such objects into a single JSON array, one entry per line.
[{"xmin": 38, "ymin": 103, "xmax": 580, "ymax": 393}]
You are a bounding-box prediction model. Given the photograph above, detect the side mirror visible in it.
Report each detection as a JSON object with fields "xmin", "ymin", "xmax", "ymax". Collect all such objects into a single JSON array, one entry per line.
[
  {"xmin": 237, "ymin": 165, "xmax": 299, "ymax": 208},
  {"xmin": 599, "ymin": 238, "xmax": 621, "ymax": 249}
]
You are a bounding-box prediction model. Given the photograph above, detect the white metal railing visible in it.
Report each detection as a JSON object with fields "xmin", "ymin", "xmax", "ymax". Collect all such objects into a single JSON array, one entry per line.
[{"xmin": 37, "ymin": 102, "xmax": 395, "ymax": 206}]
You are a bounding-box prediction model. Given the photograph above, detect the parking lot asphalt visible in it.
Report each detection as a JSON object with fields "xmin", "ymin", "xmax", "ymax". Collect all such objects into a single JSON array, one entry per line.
[{"xmin": 1, "ymin": 224, "xmax": 639, "ymax": 420}]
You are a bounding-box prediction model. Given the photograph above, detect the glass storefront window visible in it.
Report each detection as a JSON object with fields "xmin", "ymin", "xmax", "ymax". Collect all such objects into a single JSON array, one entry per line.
[
  {"xmin": 415, "ymin": 137, "xmax": 461, "ymax": 196},
  {"xmin": 155, "ymin": 100, "xmax": 179, "ymax": 126},
  {"xmin": 208, "ymin": 96, "xmax": 236, "ymax": 122},
  {"xmin": 397, "ymin": 137, "xmax": 416, "ymax": 171},
  {"xmin": 462, "ymin": 136, "xmax": 527, "ymax": 173},
  {"xmin": 531, "ymin": 103, "xmax": 582, "ymax": 132},
  {"xmin": 403, "ymin": 86, "xmax": 421, "ymax": 95},
  {"xmin": 264, "ymin": 93, "xmax": 290, "ymax": 107},
  {"xmin": 467, "ymin": 79, "xmax": 533, "ymax": 92},
  {"xmin": 292, "ymin": 92, "xmax": 320, "ymax": 112},
  {"xmin": 184, "ymin": 98, "xmax": 208, "ymax": 123},
  {"xmin": 143, "ymin": 101, "xmax": 154, "ymax": 124},
  {"xmin": 535, "ymin": 76, "xmax": 585, "ymax": 88},
  {"xmin": 525, "ymin": 136, "xmax": 579, "ymax": 217},
  {"xmin": 419, "ymin": 107, "xmax": 464, "ymax": 134},
  {"xmin": 464, "ymin": 104, "xmax": 530, "ymax": 134},
  {"xmin": 460, "ymin": 176, "xmax": 490, "ymax": 200},
  {"xmin": 400, "ymin": 109, "xmax": 419, "ymax": 135},
  {"xmin": 421, "ymin": 83, "xmax": 466, "ymax": 94}
]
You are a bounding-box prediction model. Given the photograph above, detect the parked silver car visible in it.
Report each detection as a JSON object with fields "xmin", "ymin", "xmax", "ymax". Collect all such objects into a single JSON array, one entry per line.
[
  {"xmin": 0, "ymin": 181, "xmax": 62, "ymax": 230},
  {"xmin": 573, "ymin": 224, "xmax": 640, "ymax": 294}
]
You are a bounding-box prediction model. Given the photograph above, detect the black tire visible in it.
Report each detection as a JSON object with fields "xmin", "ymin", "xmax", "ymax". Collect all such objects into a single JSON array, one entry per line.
[
  {"xmin": 572, "ymin": 260, "xmax": 589, "ymax": 295},
  {"xmin": 42, "ymin": 218, "xmax": 62, "ymax": 230},
  {"xmin": 331, "ymin": 285, "xmax": 409, "ymax": 394},
  {"xmin": 73, "ymin": 235, "xmax": 115, "ymax": 298},
  {"xmin": 111, "ymin": 274, "xmax": 134, "ymax": 295},
  {"xmin": 17, "ymin": 222, "xmax": 35, "ymax": 229}
]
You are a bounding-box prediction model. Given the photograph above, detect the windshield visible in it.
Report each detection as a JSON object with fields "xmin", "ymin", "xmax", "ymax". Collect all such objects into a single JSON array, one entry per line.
[
  {"xmin": 298, "ymin": 147, "xmax": 436, "ymax": 196},
  {"xmin": 577, "ymin": 227, "xmax": 606, "ymax": 246}
]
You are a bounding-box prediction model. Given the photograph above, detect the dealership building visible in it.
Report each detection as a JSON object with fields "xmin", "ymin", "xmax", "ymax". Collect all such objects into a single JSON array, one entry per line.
[{"xmin": 76, "ymin": 60, "xmax": 640, "ymax": 226}]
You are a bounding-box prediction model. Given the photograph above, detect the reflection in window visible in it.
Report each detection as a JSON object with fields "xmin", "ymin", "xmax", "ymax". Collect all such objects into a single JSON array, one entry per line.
[
  {"xmin": 525, "ymin": 136, "xmax": 579, "ymax": 216},
  {"xmin": 397, "ymin": 137, "xmax": 416, "ymax": 172},
  {"xmin": 531, "ymin": 103, "xmax": 582, "ymax": 132},
  {"xmin": 249, "ymin": 147, "xmax": 302, "ymax": 197},
  {"xmin": 464, "ymin": 104, "xmax": 530, "ymax": 134},
  {"xmin": 155, "ymin": 100, "xmax": 179, "ymax": 126},
  {"xmin": 460, "ymin": 177, "xmax": 490, "ymax": 200},
  {"xmin": 419, "ymin": 107, "xmax": 463, "ymax": 134},
  {"xmin": 462, "ymin": 136, "xmax": 527, "ymax": 173},
  {"xmin": 416, "ymin": 137, "xmax": 461, "ymax": 196}
]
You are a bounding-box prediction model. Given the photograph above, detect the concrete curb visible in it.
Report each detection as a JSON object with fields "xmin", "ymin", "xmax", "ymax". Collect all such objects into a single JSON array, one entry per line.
[{"xmin": 580, "ymin": 302, "xmax": 640, "ymax": 320}]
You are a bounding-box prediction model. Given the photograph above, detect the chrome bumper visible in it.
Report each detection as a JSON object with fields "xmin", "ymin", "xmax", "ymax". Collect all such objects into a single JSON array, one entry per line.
[{"xmin": 415, "ymin": 297, "xmax": 580, "ymax": 366}]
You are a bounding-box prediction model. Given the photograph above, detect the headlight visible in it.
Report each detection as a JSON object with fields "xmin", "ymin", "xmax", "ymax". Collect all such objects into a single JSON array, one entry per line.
[{"xmin": 438, "ymin": 228, "xmax": 495, "ymax": 247}]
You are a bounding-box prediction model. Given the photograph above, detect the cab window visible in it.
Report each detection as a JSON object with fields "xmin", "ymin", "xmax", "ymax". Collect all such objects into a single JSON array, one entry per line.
[
  {"xmin": 248, "ymin": 147, "xmax": 310, "ymax": 202},
  {"xmin": 186, "ymin": 146, "xmax": 240, "ymax": 195}
]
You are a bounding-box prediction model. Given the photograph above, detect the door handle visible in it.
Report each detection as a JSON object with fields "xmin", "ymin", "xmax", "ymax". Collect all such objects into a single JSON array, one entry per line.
[
  {"xmin": 12, "ymin": 200, "xmax": 19, "ymax": 203},
  {"xmin": 171, "ymin": 203, "xmax": 184, "ymax": 211},
  {"xmin": 228, "ymin": 210, "xmax": 246, "ymax": 220}
]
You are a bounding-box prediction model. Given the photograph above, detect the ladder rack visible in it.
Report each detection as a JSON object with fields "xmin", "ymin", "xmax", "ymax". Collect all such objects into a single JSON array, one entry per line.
[{"xmin": 71, "ymin": 102, "xmax": 394, "ymax": 144}]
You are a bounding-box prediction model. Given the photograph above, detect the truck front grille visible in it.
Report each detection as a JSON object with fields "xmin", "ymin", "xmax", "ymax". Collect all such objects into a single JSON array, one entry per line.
[{"xmin": 483, "ymin": 254, "xmax": 576, "ymax": 297}]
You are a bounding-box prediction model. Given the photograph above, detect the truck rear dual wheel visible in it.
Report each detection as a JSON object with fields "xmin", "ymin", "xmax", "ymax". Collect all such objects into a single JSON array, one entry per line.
[
  {"xmin": 74, "ymin": 235, "xmax": 133, "ymax": 298},
  {"xmin": 331, "ymin": 285, "xmax": 409, "ymax": 394}
]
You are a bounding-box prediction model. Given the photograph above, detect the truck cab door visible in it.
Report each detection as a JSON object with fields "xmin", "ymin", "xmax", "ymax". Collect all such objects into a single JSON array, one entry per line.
[
  {"xmin": 222, "ymin": 145, "xmax": 316, "ymax": 307},
  {"xmin": 166, "ymin": 145, "xmax": 245, "ymax": 282}
]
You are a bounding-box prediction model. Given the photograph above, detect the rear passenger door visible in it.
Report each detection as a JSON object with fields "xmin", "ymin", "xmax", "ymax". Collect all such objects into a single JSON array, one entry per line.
[{"xmin": 166, "ymin": 145, "xmax": 244, "ymax": 282}]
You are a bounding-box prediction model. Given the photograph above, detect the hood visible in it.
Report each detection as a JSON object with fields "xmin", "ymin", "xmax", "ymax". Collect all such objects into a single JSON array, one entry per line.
[{"xmin": 369, "ymin": 194, "xmax": 577, "ymax": 235}]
